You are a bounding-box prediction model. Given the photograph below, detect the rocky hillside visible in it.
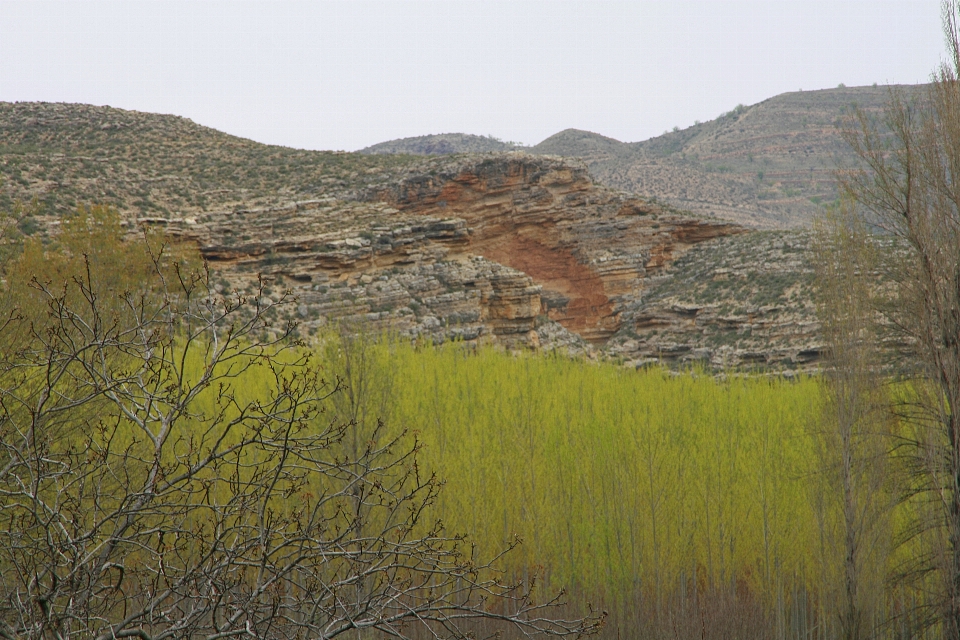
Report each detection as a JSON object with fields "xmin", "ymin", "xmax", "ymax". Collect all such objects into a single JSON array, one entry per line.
[
  {"xmin": 0, "ymin": 101, "xmax": 829, "ymax": 369},
  {"xmin": 0, "ymin": 101, "xmax": 421, "ymax": 219},
  {"xmin": 540, "ymin": 86, "xmax": 926, "ymax": 228},
  {"xmin": 361, "ymin": 133, "xmax": 520, "ymax": 155},
  {"xmin": 606, "ymin": 231, "xmax": 819, "ymax": 369},
  {"xmin": 368, "ymin": 85, "xmax": 926, "ymax": 229},
  {"xmin": 134, "ymin": 153, "xmax": 745, "ymax": 351}
]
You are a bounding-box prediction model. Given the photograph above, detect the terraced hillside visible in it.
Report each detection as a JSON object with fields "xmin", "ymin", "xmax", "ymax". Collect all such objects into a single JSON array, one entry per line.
[{"xmin": 546, "ymin": 86, "xmax": 925, "ymax": 228}]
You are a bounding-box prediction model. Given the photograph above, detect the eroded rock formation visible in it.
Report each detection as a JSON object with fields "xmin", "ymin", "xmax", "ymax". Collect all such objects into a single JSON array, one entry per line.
[
  {"xmin": 151, "ymin": 153, "xmax": 744, "ymax": 350},
  {"xmin": 0, "ymin": 102, "xmax": 830, "ymax": 367},
  {"xmin": 369, "ymin": 155, "xmax": 742, "ymax": 342}
]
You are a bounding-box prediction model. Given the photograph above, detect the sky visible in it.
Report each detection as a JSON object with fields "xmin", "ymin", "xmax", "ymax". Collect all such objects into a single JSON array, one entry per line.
[{"xmin": 0, "ymin": 1, "xmax": 945, "ymax": 151}]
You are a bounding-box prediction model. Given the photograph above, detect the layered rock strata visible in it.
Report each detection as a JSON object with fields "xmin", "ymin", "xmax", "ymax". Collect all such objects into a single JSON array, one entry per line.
[
  {"xmin": 0, "ymin": 103, "xmax": 829, "ymax": 366},
  {"xmin": 606, "ymin": 231, "xmax": 821, "ymax": 370},
  {"xmin": 368, "ymin": 154, "xmax": 743, "ymax": 342},
  {"xmin": 149, "ymin": 199, "xmax": 557, "ymax": 347},
  {"xmin": 149, "ymin": 154, "xmax": 745, "ymax": 352}
]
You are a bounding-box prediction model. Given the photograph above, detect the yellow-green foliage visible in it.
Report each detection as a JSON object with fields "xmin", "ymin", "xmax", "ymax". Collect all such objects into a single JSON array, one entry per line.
[
  {"xmin": 1, "ymin": 204, "xmax": 202, "ymax": 346},
  {"xmin": 312, "ymin": 334, "xmax": 960, "ymax": 639},
  {"xmin": 315, "ymin": 335, "xmax": 830, "ymax": 610}
]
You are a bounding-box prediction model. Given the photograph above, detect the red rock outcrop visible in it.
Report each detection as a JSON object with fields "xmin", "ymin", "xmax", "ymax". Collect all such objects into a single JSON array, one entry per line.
[{"xmin": 371, "ymin": 154, "xmax": 743, "ymax": 342}]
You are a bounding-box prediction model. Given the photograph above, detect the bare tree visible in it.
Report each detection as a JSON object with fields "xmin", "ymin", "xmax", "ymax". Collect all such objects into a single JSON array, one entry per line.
[
  {"xmin": 812, "ymin": 202, "xmax": 892, "ymax": 640},
  {"xmin": 0, "ymin": 216, "xmax": 602, "ymax": 639},
  {"xmin": 839, "ymin": 1, "xmax": 960, "ymax": 634}
]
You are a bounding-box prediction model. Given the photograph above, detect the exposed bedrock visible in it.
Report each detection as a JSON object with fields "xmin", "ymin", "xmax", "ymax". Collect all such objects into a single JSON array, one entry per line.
[
  {"xmin": 151, "ymin": 154, "xmax": 743, "ymax": 350},
  {"xmin": 369, "ymin": 154, "xmax": 743, "ymax": 342}
]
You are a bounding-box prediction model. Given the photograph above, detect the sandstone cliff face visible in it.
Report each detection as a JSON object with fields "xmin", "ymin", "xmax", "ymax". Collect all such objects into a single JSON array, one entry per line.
[
  {"xmin": 151, "ymin": 198, "xmax": 554, "ymax": 348},
  {"xmin": 151, "ymin": 153, "xmax": 744, "ymax": 351},
  {"xmin": 368, "ymin": 154, "xmax": 742, "ymax": 343}
]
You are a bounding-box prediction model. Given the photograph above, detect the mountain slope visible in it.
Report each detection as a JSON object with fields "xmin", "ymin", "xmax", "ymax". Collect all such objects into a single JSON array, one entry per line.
[
  {"xmin": 0, "ymin": 101, "xmax": 421, "ymax": 219},
  {"xmin": 365, "ymin": 85, "xmax": 926, "ymax": 228},
  {"xmin": 360, "ymin": 133, "xmax": 520, "ymax": 155},
  {"xmin": 601, "ymin": 85, "xmax": 922, "ymax": 228}
]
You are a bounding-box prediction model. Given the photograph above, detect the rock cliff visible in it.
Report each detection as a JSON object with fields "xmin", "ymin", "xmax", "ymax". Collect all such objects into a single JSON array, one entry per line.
[
  {"xmin": 367, "ymin": 154, "xmax": 742, "ymax": 342},
  {"xmin": 153, "ymin": 153, "xmax": 744, "ymax": 350}
]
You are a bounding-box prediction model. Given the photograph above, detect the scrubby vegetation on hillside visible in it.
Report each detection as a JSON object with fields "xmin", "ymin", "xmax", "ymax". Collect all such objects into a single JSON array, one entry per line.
[
  {"xmin": 0, "ymin": 102, "xmax": 420, "ymax": 220},
  {"xmin": 361, "ymin": 133, "xmax": 521, "ymax": 155}
]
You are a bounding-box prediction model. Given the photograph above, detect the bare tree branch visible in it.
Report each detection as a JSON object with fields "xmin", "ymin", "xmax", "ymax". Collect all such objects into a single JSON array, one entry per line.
[{"xmin": 0, "ymin": 218, "xmax": 603, "ymax": 640}]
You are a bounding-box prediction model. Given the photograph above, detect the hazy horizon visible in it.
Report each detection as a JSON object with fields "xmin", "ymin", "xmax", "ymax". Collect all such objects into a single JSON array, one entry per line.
[{"xmin": 0, "ymin": 1, "xmax": 943, "ymax": 151}]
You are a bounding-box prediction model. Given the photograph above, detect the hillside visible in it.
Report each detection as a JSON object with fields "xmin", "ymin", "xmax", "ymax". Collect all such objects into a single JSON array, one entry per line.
[
  {"xmin": 361, "ymin": 133, "xmax": 520, "ymax": 155},
  {"xmin": 0, "ymin": 101, "xmax": 422, "ymax": 219},
  {"xmin": 606, "ymin": 230, "xmax": 818, "ymax": 368},
  {"xmin": 544, "ymin": 86, "xmax": 924, "ymax": 228},
  {"xmin": 367, "ymin": 85, "xmax": 925, "ymax": 229},
  {"xmin": 0, "ymin": 101, "xmax": 829, "ymax": 369}
]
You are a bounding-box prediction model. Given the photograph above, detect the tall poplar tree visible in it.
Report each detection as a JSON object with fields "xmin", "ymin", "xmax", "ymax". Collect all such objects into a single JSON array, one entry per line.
[{"xmin": 840, "ymin": 1, "xmax": 960, "ymax": 634}]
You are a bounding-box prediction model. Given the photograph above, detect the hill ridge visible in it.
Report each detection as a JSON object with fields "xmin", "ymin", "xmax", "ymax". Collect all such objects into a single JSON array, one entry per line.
[
  {"xmin": 362, "ymin": 84, "xmax": 926, "ymax": 228},
  {"xmin": 361, "ymin": 132, "xmax": 520, "ymax": 156}
]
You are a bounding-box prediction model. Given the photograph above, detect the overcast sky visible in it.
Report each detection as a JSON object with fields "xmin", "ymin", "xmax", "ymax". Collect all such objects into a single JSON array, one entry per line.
[{"xmin": 0, "ymin": 1, "xmax": 944, "ymax": 151}]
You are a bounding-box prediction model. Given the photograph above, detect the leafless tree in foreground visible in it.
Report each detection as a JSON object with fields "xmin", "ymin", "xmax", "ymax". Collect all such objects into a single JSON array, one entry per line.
[
  {"xmin": 0, "ymin": 230, "xmax": 602, "ymax": 639},
  {"xmin": 839, "ymin": 1, "xmax": 960, "ymax": 635}
]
